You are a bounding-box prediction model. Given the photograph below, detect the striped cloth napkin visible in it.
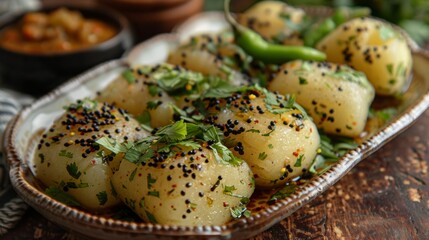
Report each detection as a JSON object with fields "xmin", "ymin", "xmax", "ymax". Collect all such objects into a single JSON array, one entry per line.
[{"xmin": 0, "ymin": 89, "xmax": 33, "ymax": 235}]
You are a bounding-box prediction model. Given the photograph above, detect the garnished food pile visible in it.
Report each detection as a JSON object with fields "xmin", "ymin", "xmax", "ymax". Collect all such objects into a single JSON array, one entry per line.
[{"xmin": 32, "ymin": 0, "xmax": 412, "ymax": 226}]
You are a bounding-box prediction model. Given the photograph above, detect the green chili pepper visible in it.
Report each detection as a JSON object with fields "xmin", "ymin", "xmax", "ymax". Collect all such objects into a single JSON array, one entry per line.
[
  {"xmin": 304, "ymin": 7, "xmax": 371, "ymax": 47},
  {"xmin": 223, "ymin": 0, "xmax": 326, "ymax": 64}
]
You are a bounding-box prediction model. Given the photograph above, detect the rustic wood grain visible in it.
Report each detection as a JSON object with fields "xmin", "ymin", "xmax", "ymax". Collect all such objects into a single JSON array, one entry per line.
[{"xmin": 3, "ymin": 109, "xmax": 428, "ymax": 240}]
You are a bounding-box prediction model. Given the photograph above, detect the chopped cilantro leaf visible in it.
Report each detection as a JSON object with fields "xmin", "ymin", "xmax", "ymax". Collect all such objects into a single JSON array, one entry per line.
[
  {"xmin": 66, "ymin": 162, "xmax": 81, "ymax": 179},
  {"xmin": 294, "ymin": 154, "xmax": 304, "ymax": 167},
  {"xmin": 246, "ymin": 129, "xmax": 260, "ymax": 134},
  {"xmin": 145, "ymin": 211, "xmax": 158, "ymax": 223},
  {"xmin": 45, "ymin": 186, "xmax": 80, "ymax": 207},
  {"xmin": 96, "ymin": 191, "xmax": 108, "ymax": 206},
  {"xmin": 59, "ymin": 150, "xmax": 73, "ymax": 158},
  {"xmin": 110, "ymin": 181, "xmax": 118, "ymax": 197},
  {"xmin": 299, "ymin": 77, "xmax": 308, "ymax": 85},
  {"xmin": 148, "ymin": 191, "xmax": 160, "ymax": 198},
  {"xmin": 211, "ymin": 142, "xmax": 242, "ymax": 166},
  {"xmin": 223, "ymin": 185, "xmax": 237, "ymax": 194},
  {"xmin": 370, "ymin": 107, "xmax": 397, "ymax": 123},
  {"xmin": 139, "ymin": 197, "xmax": 145, "ymax": 208},
  {"xmin": 152, "ymin": 64, "xmax": 204, "ymax": 95},
  {"xmin": 122, "ymin": 69, "xmax": 136, "ymax": 84},
  {"xmin": 129, "ymin": 168, "xmax": 137, "ymax": 181},
  {"xmin": 202, "ymin": 125, "xmax": 222, "ymax": 142},
  {"xmin": 386, "ymin": 63, "xmax": 394, "ymax": 75},
  {"xmin": 203, "ymin": 78, "xmax": 244, "ymax": 98},
  {"xmin": 230, "ymin": 205, "xmax": 251, "ymax": 219},
  {"xmin": 170, "ymin": 104, "xmax": 204, "ymax": 123},
  {"xmin": 147, "ymin": 173, "xmax": 156, "ymax": 189},
  {"xmin": 156, "ymin": 120, "xmax": 187, "ymax": 142},
  {"xmin": 269, "ymin": 183, "xmax": 298, "ymax": 202},
  {"xmin": 96, "ymin": 137, "xmax": 127, "ymax": 154},
  {"xmin": 379, "ymin": 25, "xmax": 396, "ymax": 40},
  {"xmin": 148, "ymin": 85, "xmax": 161, "ymax": 96},
  {"xmin": 258, "ymin": 152, "xmax": 268, "ymax": 160},
  {"xmin": 146, "ymin": 100, "xmax": 162, "ymax": 110},
  {"xmin": 64, "ymin": 99, "xmax": 97, "ymax": 111},
  {"xmin": 62, "ymin": 181, "xmax": 89, "ymax": 189},
  {"xmin": 136, "ymin": 111, "xmax": 151, "ymax": 127},
  {"xmin": 175, "ymin": 140, "xmax": 201, "ymax": 149},
  {"xmin": 38, "ymin": 153, "xmax": 45, "ymax": 163}
]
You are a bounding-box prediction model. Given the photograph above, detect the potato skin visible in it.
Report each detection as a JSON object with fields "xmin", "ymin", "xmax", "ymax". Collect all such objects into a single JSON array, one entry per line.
[
  {"xmin": 97, "ymin": 68, "xmax": 175, "ymax": 128},
  {"xmin": 167, "ymin": 34, "xmax": 249, "ymax": 86},
  {"xmin": 238, "ymin": 0, "xmax": 305, "ymax": 43},
  {"xmin": 206, "ymin": 92, "xmax": 320, "ymax": 188},
  {"xmin": 316, "ymin": 17, "xmax": 412, "ymax": 95},
  {"xmin": 33, "ymin": 100, "xmax": 148, "ymax": 210},
  {"xmin": 168, "ymin": 48, "xmax": 229, "ymax": 80},
  {"xmin": 269, "ymin": 60, "xmax": 375, "ymax": 137},
  {"xmin": 111, "ymin": 147, "xmax": 255, "ymax": 226}
]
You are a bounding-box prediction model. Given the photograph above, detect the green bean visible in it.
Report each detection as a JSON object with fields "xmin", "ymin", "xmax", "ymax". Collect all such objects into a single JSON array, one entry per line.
[{"xmin": 223, "ymin": 0, "xmax": 326, "ymax": 64}]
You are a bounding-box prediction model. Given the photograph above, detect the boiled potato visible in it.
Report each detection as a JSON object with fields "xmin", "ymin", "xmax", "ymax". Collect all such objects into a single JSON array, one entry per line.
[
  {"xmin": 97, "ymin": 66, "xmax": 178, "ymax": 128},
  {"xmin": 168, "ymin": 33, "xmax": 249, "ymax": 86},
  {"xmin": 237, "ymin": 0, "xmax": 305, "ymax": 44},
  {"xmin": 168, "ymin": 48, "xmax": 232, "ymax": 81},
  {"xmin": 316, "ymin": 17, "xmax": 412, "ymax": 95},
  {"xmin": 206, "ymin": 89, "xmax": 320, "ymax": 188},
  {"xmin": 111, "ymin": 146, "xmax": 254, "ymax": 225},
  {"xmin": 34, "ymin": 99, "xmax": 148, "ymax": 210},
  {"xmin": 269, "ymin": 60, "xmax": 375, "ymax": 137}
]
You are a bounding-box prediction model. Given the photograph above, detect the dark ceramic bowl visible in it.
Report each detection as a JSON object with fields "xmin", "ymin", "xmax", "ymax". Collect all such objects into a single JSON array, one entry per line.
[{"xmin": 0, "ymin": 3, "xmax": 132, "ymax": 96}]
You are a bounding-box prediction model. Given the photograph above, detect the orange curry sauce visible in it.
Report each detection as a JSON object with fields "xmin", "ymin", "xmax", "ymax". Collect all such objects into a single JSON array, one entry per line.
[{"xmin": 0, "ymin": 8, "xmax": 117, "ymax": 54}]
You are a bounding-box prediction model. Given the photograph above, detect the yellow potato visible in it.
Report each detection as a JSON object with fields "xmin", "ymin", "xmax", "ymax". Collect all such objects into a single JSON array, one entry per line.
[
  {"xmin": 316, "ymin": 17, "xmax": 412, "ymax": 95},
  {"xmin": 111, "ymin": 146, "xmax": 254, "ymax": 225},
  {"xmin": 269, "ymin": 60, "xmax": 375, "ymax": 137},
  {"xmin": 167, "ymin": 33, "xmax": 249, "ymax": 86},
  {"xmin": 206, "ymin": 89, "xmax": 320, "ymax": 188},
  {"xmin": 238, "ymin": 0, "xmax": 305, "ymax": 42},
  {"xmin": 33, "ymin": 100, "xmax": 148, "ymax": 210},
  {"xmin": 97, "ymin": 66, "xmax": 177, "ymax": 128},
  {"xmin": 168, "ymin": 48, "xmax": 231, "ymax": 80}
]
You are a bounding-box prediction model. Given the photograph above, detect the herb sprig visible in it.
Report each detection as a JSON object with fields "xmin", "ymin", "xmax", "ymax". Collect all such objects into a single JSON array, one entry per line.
[{"xmin": 96, "ymin": 120, "xmax": 242, "ymax": 166}]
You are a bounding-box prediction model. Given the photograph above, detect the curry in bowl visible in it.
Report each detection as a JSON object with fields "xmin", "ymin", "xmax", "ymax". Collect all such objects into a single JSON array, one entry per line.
[
  {"xmin": 0, "ymin": 8, "xmax": 117, "ymax": 54},
  {"xmin": 0, "ymin": 4, "xmax": 131, "ymax": 95}
]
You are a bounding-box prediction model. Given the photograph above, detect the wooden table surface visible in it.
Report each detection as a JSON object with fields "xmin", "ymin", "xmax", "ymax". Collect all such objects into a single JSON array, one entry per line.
[{"xmin": 3, "ymin": 109, "xmax": 428, "ymax": 239}]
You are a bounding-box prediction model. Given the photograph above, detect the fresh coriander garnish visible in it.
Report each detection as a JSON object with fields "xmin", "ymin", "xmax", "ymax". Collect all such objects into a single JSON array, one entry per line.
[
  {"xmin": 66, "ymin": 162, "xmax": 81, "ymax": 179},
  {"xmin": 122, "ymin": 69, "xmax": 136, "ymax": 84},
  {"xmin": 59, "ymin": 150, "xmax": 73, "ymax": 158},
  {"xmin": 96, "ymin": 120, "xmax": 242, "ymax": 166},
  {"xmin": 96, "ymin": 191, "xmax": 108, "ymax": 206},
  {"xmin": 45, "ymin": 186, "xmax": 81, "ymax": 207},
  {"xmin": 230, "ymin": 205, "xmax": 251, "ymax": 219},
  {"xmin": 269, "ymin": 183, "xmax": 298, "ymax": 202},
  {"xmin": 63, "ymin": 98, "xmax": 98, "ymax": 111}
]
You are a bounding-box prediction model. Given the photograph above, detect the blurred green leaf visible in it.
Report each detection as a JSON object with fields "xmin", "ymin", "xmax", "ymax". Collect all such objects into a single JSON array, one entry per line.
[{"xmin": 400, "ymin": 20, "xmax": 429, "ymax": 46}]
